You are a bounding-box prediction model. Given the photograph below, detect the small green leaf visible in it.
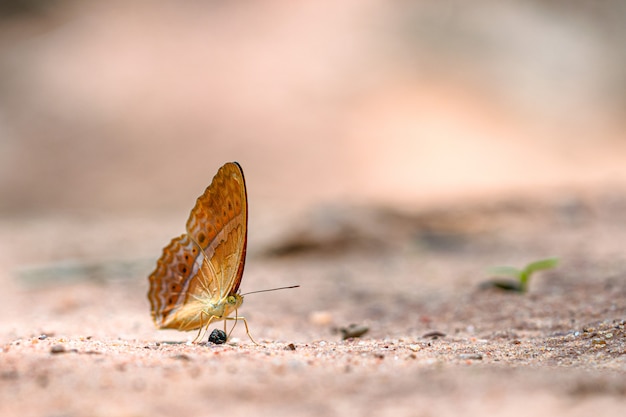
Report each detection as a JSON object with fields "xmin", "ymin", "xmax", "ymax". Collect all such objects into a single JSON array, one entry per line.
[
  {"xmin": 489, "ymin": 266, "xmax": 522, "ymax": 278},
  {"xmin": 524, "ymin": 258, "xmax": 559, "ymax": 274},
  {"xmin": 486, "ymin": 258, "xmax": 560, "ymax": 293}
]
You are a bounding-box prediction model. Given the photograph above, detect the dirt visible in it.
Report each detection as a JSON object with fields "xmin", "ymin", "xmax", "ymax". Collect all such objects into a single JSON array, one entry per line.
[{"xmin": 1, "ymin": 191, "xmax": 625, "ymax": 417}]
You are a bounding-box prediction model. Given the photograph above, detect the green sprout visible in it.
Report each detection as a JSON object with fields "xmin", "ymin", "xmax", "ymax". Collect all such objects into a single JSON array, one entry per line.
[{"xmin": 485, "ymin": 257, "xmax": 559, "ymax": 293}]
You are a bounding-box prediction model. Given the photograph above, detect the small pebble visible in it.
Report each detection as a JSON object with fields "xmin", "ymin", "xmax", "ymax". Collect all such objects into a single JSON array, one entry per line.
[
  {"xmin": 422, "ymin": 331, "xmax": 446, "ymax": 339},
  {"xmin": 172, "ymin": 354, "xmax": 191, "ymax": 361},
  {"xmin": 458, "ymin": 353, "xmax": 483, "ymax": 360},
  {"xmin": 286, "ymin": 343, "xmax": 296, "ymax": 351},
  {"xmin": 340, "ymin": 324, "xmax": 369, "ymax": 340},
  {"xmin": 591, "ymin": 338, "xmax": 606, "ymax": 346},
  {"xmin": 208, "ymin": 329, "xmax": 227, "ymax": 344},
  {"xmin": 50, "ymin": 345, "xmax": 66, "ymax": 354},
  {"xmin": 38, "ymin": 334, "xmax": 48, "ymax": 340}
]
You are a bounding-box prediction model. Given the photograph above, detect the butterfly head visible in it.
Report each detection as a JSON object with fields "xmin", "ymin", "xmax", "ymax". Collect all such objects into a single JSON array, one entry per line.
[
  {"xmin": 227, "ymin": 293, "xmax": 244, "ymax": 309},
  {"xmin": 209, "ymin": 293, "xmax": 243, "ymax": 319}
]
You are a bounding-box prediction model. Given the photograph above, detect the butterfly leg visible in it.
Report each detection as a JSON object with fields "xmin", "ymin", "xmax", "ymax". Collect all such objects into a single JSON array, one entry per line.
[
  {"xmin": 224, "ymin": 315, "xmax": 260, "ymax": 346},
  {"xmin": 239, "ymin": 317, "xmax": 260, "ymax": 346},
  {"xmin": 193, "ymin": 311, "xmax": 216, "ymax": 343}
]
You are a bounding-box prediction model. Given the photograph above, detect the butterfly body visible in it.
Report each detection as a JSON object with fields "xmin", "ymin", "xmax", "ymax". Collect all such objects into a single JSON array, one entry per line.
[
  {"xmin": 158, "ymin": 293, "xmax": 243, "ymax": 331},
  {"xmin": 147, "ymin": 162, "xmax": 249, "ymax": 338}
]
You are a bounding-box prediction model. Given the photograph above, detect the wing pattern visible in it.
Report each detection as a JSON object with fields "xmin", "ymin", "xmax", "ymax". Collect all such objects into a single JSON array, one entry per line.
[{"xmin": 147, "ymin": 162, "xmax": 248, "ymax": 331}]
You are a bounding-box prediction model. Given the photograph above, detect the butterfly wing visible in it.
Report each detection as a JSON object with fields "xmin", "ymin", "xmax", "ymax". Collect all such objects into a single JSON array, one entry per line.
[
  {"xmin": 185, "ymin": 162, "xmax": 248, "ymax": 298},
  {"xmin": 147, "ymin": 162, "xmax": 248, "ymax": 331},
  {"xmin": 147, "ymin": 234, "xmax": 201, "ymax": 328}
]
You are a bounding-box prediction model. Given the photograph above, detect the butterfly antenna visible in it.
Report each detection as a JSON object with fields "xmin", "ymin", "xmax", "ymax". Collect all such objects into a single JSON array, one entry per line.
[{"xmin": 241, "ymin": 285, "xmax": 300, "ymax": 296}]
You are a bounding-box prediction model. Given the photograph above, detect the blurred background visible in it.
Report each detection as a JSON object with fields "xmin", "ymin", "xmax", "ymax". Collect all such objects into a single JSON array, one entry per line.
[
  {"xmin": 1, "ymin": 0, "xmax": 625, "ymax": 215},
  {"xmin": 1, "ymin": 0, "xmax": 626, "ymax": 286}
]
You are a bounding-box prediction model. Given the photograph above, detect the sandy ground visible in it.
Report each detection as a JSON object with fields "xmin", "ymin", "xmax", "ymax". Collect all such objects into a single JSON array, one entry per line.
[{"xmin": 1, "ymin": 190, "xmax": 625, "ymax": 417}]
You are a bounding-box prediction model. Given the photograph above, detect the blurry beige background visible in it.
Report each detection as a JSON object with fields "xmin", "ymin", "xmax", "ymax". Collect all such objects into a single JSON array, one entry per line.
[{"xmin": 1, "ymin": 0, "xmax": 625, "ymax": 213}]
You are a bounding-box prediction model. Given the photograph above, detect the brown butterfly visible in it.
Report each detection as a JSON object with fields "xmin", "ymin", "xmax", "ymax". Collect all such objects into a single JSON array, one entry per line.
[{"xmin": 147, "ymin": 162, "xmax": 256, "ymax": 343}]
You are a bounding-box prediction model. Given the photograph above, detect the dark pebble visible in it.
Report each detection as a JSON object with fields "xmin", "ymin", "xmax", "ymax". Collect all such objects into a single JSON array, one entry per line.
[
  {"xmin": 340, "ymin": 324, "xmax": 369, "ymax": 340},
  {"xmin": 208, "ymin": 329, "xmax": 227, "ymax": 344},
  {"xmin": 422, "ymin": 331, "xmax": 446, "ymax": 339}
]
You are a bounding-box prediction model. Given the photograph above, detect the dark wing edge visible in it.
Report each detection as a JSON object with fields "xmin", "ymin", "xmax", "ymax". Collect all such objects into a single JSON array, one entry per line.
[{"xmin": 230, "ymin": 161, "xmax": 248, "ymax": 295}]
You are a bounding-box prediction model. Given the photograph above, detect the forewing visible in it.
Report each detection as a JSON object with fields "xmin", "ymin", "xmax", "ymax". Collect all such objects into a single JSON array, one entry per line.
[{"xmin": 185, "ymin": 162, "xmax": 248, "ymax": 297}]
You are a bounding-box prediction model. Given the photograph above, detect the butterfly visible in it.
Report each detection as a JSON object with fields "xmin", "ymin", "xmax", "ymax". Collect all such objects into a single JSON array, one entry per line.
[{"xmin": 147, "ymin": 161, "xmax": 256, "ymax": 343}]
